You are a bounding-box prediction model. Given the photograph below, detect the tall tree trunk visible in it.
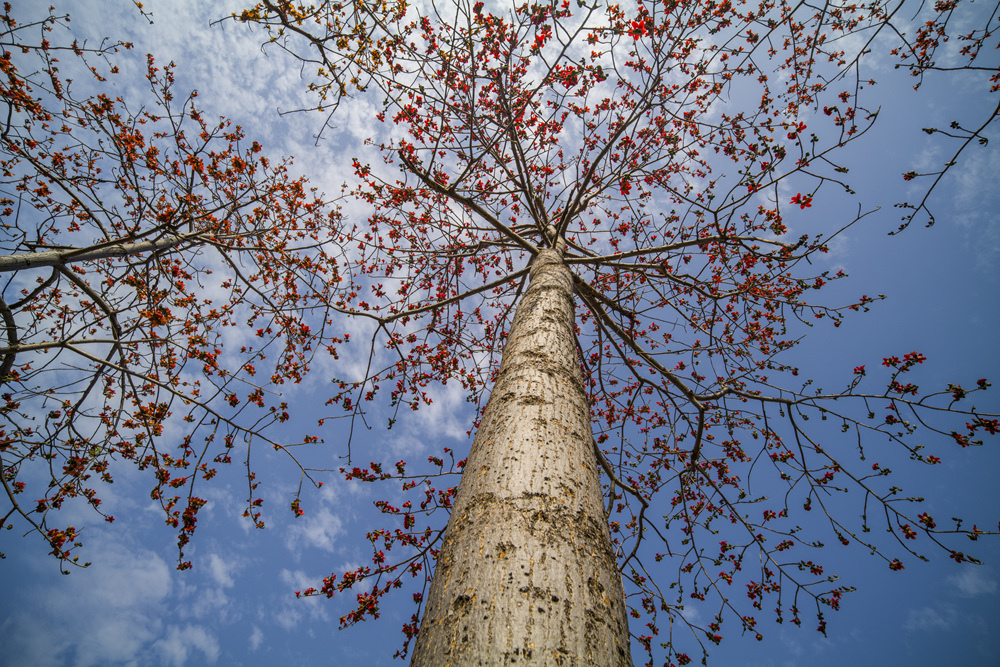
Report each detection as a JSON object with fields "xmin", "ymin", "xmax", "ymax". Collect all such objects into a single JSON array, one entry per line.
[{"xmin": 411, "ymin": 249, "xmax": 632, "ymax": 666}]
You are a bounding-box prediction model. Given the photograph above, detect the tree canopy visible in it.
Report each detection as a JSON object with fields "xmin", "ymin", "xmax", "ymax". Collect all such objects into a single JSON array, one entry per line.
[
  {"xmin": 1, "ymin": 4, "xmax": 340, "ymax": 569},
  {"xmin": 1, "ymin": 0, "xmax": 998, "ymax": 664}
]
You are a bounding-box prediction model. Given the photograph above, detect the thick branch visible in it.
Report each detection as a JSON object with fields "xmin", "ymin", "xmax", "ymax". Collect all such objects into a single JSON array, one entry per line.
[{"xmin": 0, "ymin": 233, "xmax": 203, "ymax": 273}]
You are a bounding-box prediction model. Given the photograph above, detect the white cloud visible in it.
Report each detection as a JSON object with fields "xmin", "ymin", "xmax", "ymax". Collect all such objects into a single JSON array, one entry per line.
[
  {"xmin": 378, "ymin": 379, "xmax": 476, "ymax": 483},
  {"xmin": 188, "ymin": 586, "xmax": 232, "ymax": 621},
  {"xmin": 285, "ymin": 505, "xmax": 346, "ymax": 554},
  {"xmin": 950, "ymin": 137, "xmax": 1000, "ymax": 272},
  {"xmin": 904, "ymin": 605, "xmax": 959, "ymax": 631},
  {"xmin": 154, "ymin": 624, "xmax": 221, "ymax": 666},
  {"xmin": 948, "ymin": 567, "xmax": 999, "ymax": 598},
  {"xmin": 406, "ymin": 380, "xmax": 476, "ymax": 444},
  {"xmin": 0, "ymin": 538, "xmax": 173, "ymax": 667},
  {"xmin": 274, "ymin": 569, "xmax": 330, "ymax": 631},
  {"xmin": 279, "ymin": 568, "xmax": 312, "ymax": 590},
  {"xmin": 249, "ymin": 625, "xmax": 264, "ymax": 651},
  {"xmin": 206, "ymin": 552, "xmax": 236, "ymax": 588}
]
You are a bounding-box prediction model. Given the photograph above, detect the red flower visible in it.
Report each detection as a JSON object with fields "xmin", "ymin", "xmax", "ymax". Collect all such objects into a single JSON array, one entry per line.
[{"xmin": 790, "ymin": 193, "xmax": 812, "ymax": 209}]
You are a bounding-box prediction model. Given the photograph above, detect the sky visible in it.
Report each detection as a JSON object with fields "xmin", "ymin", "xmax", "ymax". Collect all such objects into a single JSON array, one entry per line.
[{"xmin": 0, "ymin": 1, "xmax": 998, "ymax": 666}]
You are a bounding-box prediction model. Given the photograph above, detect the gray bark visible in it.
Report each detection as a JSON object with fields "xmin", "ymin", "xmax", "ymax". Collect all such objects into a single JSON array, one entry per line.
[
  {"xmin": 410, "ymin": 249, "xmax": 632, "ymax": 666},
  {"xmin": 0, "ymin": 233, "xmax": 197, "ymax": 273}
]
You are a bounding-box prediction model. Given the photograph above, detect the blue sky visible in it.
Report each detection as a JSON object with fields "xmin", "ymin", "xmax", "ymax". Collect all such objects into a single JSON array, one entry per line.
[{"xmin": 1, "ymin": 1, "xmax": 998, "ymax": 666}]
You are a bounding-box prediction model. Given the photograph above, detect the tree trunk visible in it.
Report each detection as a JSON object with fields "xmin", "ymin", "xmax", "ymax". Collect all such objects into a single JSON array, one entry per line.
[{"xmin": 410, "ymin": 249, "xmax": 632, "ymax": 666}]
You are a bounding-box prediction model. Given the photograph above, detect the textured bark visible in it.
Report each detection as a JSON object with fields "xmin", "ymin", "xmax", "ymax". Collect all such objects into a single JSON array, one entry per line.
[
  {"xmin": 410, "ymin": 249, "xmax": 632, "ymax": 666},
  {"xmin": 0, "ymin": 233, "xmax": 199, "ymax": 273}
]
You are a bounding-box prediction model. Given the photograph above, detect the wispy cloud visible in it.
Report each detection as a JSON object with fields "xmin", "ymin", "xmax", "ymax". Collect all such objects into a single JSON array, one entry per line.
[
  {"xmin": 948, "ymin": 567, "xmax": 999, "ymax": 598},
  {"xmin": 904, "ymin": 605, "xmax": 959, "ymax": 631},
  {"xmin": 285, "ymin": 505, "xmax": 346, "ymax": 553},
  {"xmin": 154, "ymin": 624, "xmax": 221, "ymax": 666},
  {"xmin": 206, "ymin": 552, "xmax": 237, "ymax": 589},
  {"xmin": 950, "ymin": 139, "xmax": 1000, "ymax": 272},
  {"xmin": 0, "ymin": 538, "xmax": 173, "ymax": 667},
  {"xmin": 249, "ymin": 625, "xmax": 265, "ymax": 651},
  {"xmin": 274, "ymin": 569, "xmax": 331, "ymax": 630}
]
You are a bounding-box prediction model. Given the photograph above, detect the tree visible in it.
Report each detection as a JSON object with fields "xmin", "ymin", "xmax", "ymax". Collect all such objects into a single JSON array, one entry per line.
[
  {"xmin": 2, "ymin": 1, "xmax": 997, "ymax": 665},
  {"xmin": 0, "ymin": 5, "xmax": 341, "ymax": 570},
  {"xmin": 234, "ymin": 0, "xmax": 999, "ymax": 664}
]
